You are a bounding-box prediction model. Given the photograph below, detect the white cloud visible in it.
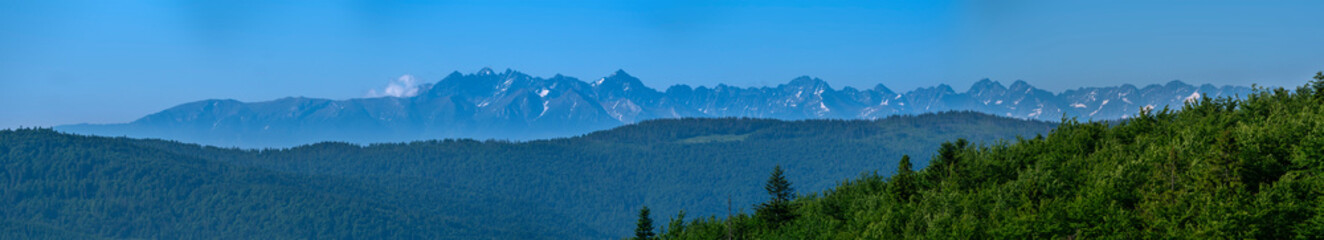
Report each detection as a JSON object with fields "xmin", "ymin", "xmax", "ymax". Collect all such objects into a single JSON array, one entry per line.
[{"xmin": 367, "ymin": 75, "xmax": 422, "ymax": 98}]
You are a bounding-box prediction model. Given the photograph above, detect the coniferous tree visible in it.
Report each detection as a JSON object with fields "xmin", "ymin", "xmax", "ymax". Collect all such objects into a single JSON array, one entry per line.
[
  {"xmin": 661, "ymin": 210, "xmax": 686, "ymax": 239},
  {"xmin": 893, "ymin": 155, "xmax": 917, "ymax": 201},
  {"xmin": 927, "ymin": 141, "xmax": 961, "ymax": 183},
  {"xmin": 634, "ymin": 73, "xmax": 1324, "ymax": 239},
  {"xmin": 757, "ymin": 165, "xmax": 795, "ymax": 228},
  {"xmin": 938, "ymin": 141, "xmax": 959, "ymax": 164},
  {"xmin": 898, "ymin": 155, "xmax": 913, "ymax": 175},
  {"xmin": 1313, "ymin": 71, "xmax": 1324, "ymax": 97},
  {"xmin": 634, "ymin": 206, "xmax": 655, "ymax": 240}
]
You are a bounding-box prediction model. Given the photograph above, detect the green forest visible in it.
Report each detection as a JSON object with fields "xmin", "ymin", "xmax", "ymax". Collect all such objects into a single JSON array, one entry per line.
[
  {"xmin": 0, "ymin": 111, "xmax": 1050, "ymax": 239},
  {"xmin": 10, "ymin": 74, "xmax": 1321, "ymax": 239},
  {"xmin": 637, "ymin": 73, "xmax": 1324, "ymax": 239}
]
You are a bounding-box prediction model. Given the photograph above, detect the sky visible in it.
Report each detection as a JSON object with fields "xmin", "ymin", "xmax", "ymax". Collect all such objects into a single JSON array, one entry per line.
[{"xmin": 2, "ymin": 0, "xmax": 1322, "ymax": 128}]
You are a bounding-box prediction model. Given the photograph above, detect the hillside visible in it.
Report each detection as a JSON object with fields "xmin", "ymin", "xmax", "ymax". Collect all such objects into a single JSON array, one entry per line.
[
  {"xmin": 0, "ymin": 128, "xmax": 593, "ymax": 239},
  {"xmin": 6, "ymin": 112, "xmax": 1052, "ymax": 238},
  {"xmin": 55, "ymin": 68, "xmax": 1246, "ymax": 148},
  {"xmin": 650, "ymin": 74, "xmax": 1324, "ymax": 239}
]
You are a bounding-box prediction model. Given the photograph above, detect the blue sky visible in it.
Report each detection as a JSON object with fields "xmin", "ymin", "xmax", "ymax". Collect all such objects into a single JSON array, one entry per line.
[{"xmin": 2, "ymin": 0, "xmax": 1322, "ymax": 128}]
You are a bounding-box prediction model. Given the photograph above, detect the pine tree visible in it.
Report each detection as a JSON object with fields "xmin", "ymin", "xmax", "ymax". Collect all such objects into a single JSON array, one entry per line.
[
  {"xmin": 635, "ymin": 206, "xmax": 655, "ymax": 240},
  {"xmin": 662, "ymin": 210, "xmax": 686, "ymax": 239},
  {"xmin": 1312, "ymin": 71, "xmax": 1324, "ymax": 97},
  {"xmin": 757, "ymin": 165, "xmax": 795, "ymax": 228},
  {"xmin": 898, "ymin": 155, "xmax": 914, "ymax": 175},
  {"xmin": 929, "ymin": 141, "xmax": 961, "ymax": 182},
  {"xmin": 894, "ymin": 155, "xmax": 917, "ymax": 201}
]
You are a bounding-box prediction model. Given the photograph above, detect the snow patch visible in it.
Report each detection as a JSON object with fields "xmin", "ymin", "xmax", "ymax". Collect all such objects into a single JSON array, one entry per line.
[
  {"xmin": 859, "ymin": 107, "xmax": 878, "ymax": 117},
  {"xmin": 1090, "ymin": 100, "xmax": 1110, "ymax": 116},
  {"xmin": 538, "ymin": 100, "xmax": 550, "ymax": 117}
]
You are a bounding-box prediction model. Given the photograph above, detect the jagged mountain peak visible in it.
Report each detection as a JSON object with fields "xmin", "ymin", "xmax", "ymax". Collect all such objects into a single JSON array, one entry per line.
[
  {"xmin": 466, "ymin": 67, "xmax": 526, "ymax": 79},
  {"xmin": 872, "ymin": 84, "xmax": 895, "ymax": 95},
  {"xmin": 610, "ymin": 69, "xmax": 632, "ymax": 77},
  {"xmin": 935, "ymin": 84, "xmax": 956, "ymax": 93},
  {"xmin": 1009, "ymin": 80, "xmax": 1033, "ymax": 91},
  {"xmin": 968, "ymin": 79, "xmax": 1008, "ymax": 95},
  {"xmin": 788, "ymin": 76, "xmax": 826, "ymax": 85},
  {"xmin": 548, "ymin": 73, "xmax": 578, "ymax": 81},
  {"xmin": 594, "ymin": 70, "xmax": 644, "ymax": 88},
  {"xmin": 1164, "ymin": 80, "xmax": 1192, "ymax": 88},
  {"xmin": 783, "ymin": 76, "xmax": 832, "ymax": 92},
  {"xmin": 971, "ymin": 79, "xmax": 1005, "ymax": 90},
  {"xmin": 425, "ymin": 68, "xmax": 539, "ymax": 99}
]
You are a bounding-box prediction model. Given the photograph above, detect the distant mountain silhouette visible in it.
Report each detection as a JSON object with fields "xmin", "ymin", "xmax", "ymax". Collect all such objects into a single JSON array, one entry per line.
[{"xmin": 57, "ymin": 68, "xmax": 1251, "ymax": 148}]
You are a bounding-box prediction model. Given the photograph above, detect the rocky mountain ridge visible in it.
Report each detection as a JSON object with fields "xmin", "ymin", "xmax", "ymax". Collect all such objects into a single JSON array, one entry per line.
[{"xmin": 57, "ymin": 68, "xmax": 1252, "ymax": 148}]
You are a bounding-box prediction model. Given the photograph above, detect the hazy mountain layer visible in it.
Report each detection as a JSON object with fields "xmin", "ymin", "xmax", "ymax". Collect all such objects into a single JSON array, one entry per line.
[{"xmin": 58, "ymin": 68, "xmax": 1249, "ymax": 148}]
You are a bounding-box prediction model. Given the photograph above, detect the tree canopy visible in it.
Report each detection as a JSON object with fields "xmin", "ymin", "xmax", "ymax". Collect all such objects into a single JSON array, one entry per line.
[
  {"xmin": 652, "ymin": 75, "xmax": 1324, "ymax": 239},
  {"xmin": 1, "ymin": 111, "xmax": 1051, "ymax": 239}
]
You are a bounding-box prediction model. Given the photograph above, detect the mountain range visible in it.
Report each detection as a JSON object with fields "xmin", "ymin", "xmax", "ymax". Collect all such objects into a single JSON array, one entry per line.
[{"xmin": 57, "ymin": 68, "xmax": 1251, "ymax": 148}]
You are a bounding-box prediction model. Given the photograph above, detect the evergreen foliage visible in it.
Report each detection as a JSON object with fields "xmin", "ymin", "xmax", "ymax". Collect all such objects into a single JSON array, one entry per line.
[
  {"xmin": 635, "ymin": 206, "xmax": 656, "ymax": 240},
  {"xmin": 1312, "ymin": 71, "xmax": 1324, "ymax": 96},
  {"xmin": 756, "ymin": 166, "xmax": 796, "ymax": 228},
  {"xmin": 0, "ymin": 112, "xmax": 1051, "ymax": 238},
  {"xmin": 662, "ymin": 210, "xmax": 686, "ymax": 239},
  {"xmin": 892, "ymin": 155, "xmax": 918, "ymax": 201},
  {"xmin": 0, "ymin": 128, "xmax": 564, "ymax": 239},
  {"xmin": 653, "ymin": 76, "xmax": 1324, "ymax": 239}
]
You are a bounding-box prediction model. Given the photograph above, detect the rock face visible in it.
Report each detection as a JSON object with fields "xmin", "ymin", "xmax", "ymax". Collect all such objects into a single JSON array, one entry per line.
[{"xmin": 57, "ymin": 68, "xmax": 1252, "ymax": 148}]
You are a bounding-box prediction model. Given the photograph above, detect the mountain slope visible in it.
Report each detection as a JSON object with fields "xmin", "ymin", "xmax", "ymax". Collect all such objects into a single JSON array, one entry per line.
[
  {"xmin": 656, "ymin": 74, "xmax": 1324, "ymax": 239},
  {"xmin": 0, "ymin": 128, "xmax": 593, "ymax": 239},
  {"xmin": 57, "ymin": 68, "xmax": 1250, "ymax": 148},
  {"xmin": 24, "ymin": 112, "xmax": 1055, "ymax": 238}
]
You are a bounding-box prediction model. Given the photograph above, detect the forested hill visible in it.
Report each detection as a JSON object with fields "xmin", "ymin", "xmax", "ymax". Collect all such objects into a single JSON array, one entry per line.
[
  {"xmin": 0, "ymin": 128, "xmax": 591, "ymax": 239},
  {"xmin": 2, "ymin": 111, "xmax": 1052, "ymax": 239},
  {"xmin": 645, "ymin": 74, "xmax": 1324, "ymax": 239}
]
